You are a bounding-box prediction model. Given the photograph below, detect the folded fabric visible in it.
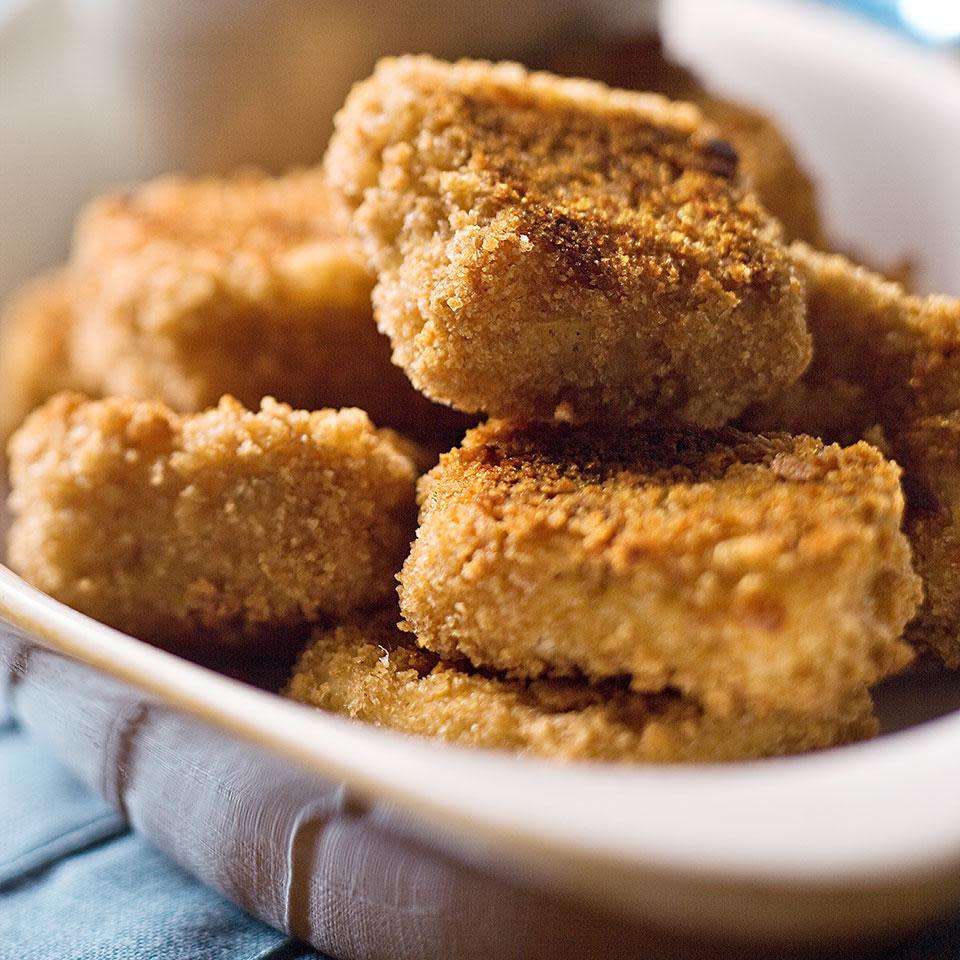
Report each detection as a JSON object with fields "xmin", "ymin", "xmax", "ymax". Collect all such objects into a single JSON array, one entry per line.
[
  {"xmin": 0, "ymin": 721, "xmax": 324, "ymax": 960},
  {"xmin": 2, "ymin": 695, "xmax": 960, "ymax": 959}
]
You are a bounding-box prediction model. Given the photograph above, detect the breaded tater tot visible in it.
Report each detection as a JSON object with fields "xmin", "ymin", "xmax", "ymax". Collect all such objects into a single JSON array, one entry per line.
[
  {"xmin": 741, "ymin": 243, "xmax": 960, "ymax": 663},
  {"xmin": 398, "ymin": 420, "xmax": 920, "ymax": 718},
  {"xmin": 68, "ymin": 169, "xmax": 472, "ymax": 447},
  {"xmin": 286, "ymin": 609, "xmax": 879, "ymax": 762},
  {"xmin": 7, "ymin": 393, "xmax": 419, "ymax": 645},
  {"xmin": 0, "ymin": 271, "xmax": 81, "ymax": 440},
  {"xmin": 325, "ymin": 56, "xmax": 810, "ymax": 426}
]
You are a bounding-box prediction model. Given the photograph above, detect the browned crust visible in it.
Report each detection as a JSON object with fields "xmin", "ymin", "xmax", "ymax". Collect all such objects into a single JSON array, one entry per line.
[
  {"xmin": 897, "ymin": 414, "xmax": 960, "ymax": 666},
  {"xmin": 743, "ymin": 243, "xmax": 960, "ymax": 436},
  {"xmin": 326, "ymin": 55, "xmax": 809, "ymax": 426},
  {"xmin": 547, "ymin": 34, "xmax": 825, "ymax": 246},
  {"xmin": 285, "ymin": 609, "xmax": 878, "ymax": 763},
  {"xmin": 399, "ymin": 420, "xmax": 919, "ymax": 717},
  {"xmin": 6, "ymin": 393, "xmax": 420, "ymax": 645}
]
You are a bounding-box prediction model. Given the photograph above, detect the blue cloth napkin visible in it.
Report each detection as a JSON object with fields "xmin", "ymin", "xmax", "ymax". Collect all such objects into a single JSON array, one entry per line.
[
  {"xmin": 3, "ymin": 714, "xmax": 960, "ymax": 958},
  {"xmin": 7, "ymin": 690, "xmax": 960, "ymax": 960},
  {"xmin": 0, "ymin": 718, "xmax": 325, "ymax": 960}
]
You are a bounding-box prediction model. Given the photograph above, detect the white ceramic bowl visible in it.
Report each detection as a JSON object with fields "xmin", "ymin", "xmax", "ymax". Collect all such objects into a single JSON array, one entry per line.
[{"xmin": 2, "ymin": 1, "xmax": 960, "ymax": 956}]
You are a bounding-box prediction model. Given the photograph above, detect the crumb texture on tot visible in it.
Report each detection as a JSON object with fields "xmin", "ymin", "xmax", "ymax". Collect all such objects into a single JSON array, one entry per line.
[
  {"xmin": 68, "ymin": 168, "xmax": 471, "ymax": 445},
  {"xmin": 741, "ymin": 242, "xmax": 960, "ymax": 442},
  {"xmin": 896, "ymin": 414, "xmax": 960, "ymax": 666},
  {"xmin": 399, "ymin": 420, "xmax": 920, "ymax": 717},
  {"xmin": 547, "ymin": 35, "xmax": 825, "ymax": 246},
  {"xmin": 0, "ymin": 271, "xmax": 80, "ymax": 440},
  {"xmin": 326, "ymin": 55, "xmax": 810, "ymax": 426},
  {"xmin": 741, "ymin": 243, "xmax": 960, "ymax": 663},
  {"xmin": 6, "ymin": 393, "xmax": 420, "ymax": 643},
  {"xmin": 286, "ymin": 609, "xmax": 878, "ymax": 763}
]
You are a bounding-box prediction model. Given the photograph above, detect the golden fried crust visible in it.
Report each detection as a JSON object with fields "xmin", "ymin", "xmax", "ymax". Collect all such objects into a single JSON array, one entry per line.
[
  {"xmin": 398, "ymin": 420, "xmax": 919, "ymax": 718},
  {"xmin": 697, "ymin": 97, "xmax": 824, "ymax": 248},
  {"xmin": 742, "ymin": 243, "xmax": 960, "ymax": 438},
  {"xmin": 0, "ymin": 271, "xmax": 81, "ymax": 440},
  {"xmin": 69, "ymin": 168, "xmax": 472, "ymax": 446},
  {"xmin": 897, "ymin": 415, "xmax": 960, "ymax": 666},
  {"xmin": 325, "ymin": 55, "xmax": 810, "ymax": 426},
  {"xmin": 739, "ymin": 244, "xmax": 960, "ymax": 661},
  {"xmin": 548, "ymin": 35, "xmax": 825, "ymax": 246},
  {"xmin": 286, "ymin": 610, "xmax": 878, "ymax": 763},
  {"xmin": 6, "ymin": 393, "xmax": 419, "ymax": 644},
  {"xmin": 800, "ymin": 244, "xmax": 959, "ymax": 423}
]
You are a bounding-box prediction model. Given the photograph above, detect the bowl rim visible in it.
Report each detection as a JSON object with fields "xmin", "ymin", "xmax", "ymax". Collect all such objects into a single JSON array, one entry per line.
[{"xmin": 4, "ymin": 560, "xmax": 960, "ymax": 892}]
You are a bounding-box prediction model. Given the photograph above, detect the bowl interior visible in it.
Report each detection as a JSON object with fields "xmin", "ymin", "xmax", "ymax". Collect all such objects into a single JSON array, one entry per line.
[{"xmin": 2, "ymin": 0, "xmax": 960, "ymax": 915}]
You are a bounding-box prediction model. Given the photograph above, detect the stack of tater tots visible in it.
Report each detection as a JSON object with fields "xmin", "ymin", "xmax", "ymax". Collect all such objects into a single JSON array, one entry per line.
[{"xmin": 4, "ymin": 48, "xmax": 959, "ymax": 764}]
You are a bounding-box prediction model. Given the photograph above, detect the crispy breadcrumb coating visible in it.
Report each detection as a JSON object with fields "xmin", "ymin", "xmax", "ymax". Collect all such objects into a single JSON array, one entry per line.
[
  {"xmin": 697, "ymin": 97, "xmax": 823, "ymax": 247},
  {"xmin": 0, "ymin": 272, "xmax": 81, "ymax": 440},
  {"xmin": 741, "ymin": 243, "xmax": 960, "ymax": 663},
  {"xmin": 742, "ymin": 243, "xmax": 960, "ymax": 440},
  {"xmin": 897, "ymin": 415, "xmax": 960, "ymax": 666},
  {"xmin": 398, "ymin": 420, "xmax": 920, "ymax": 718},
  {"xmin": 325, "ymin": 55, "xmax": 810, "ymax": 426},
  {"xmin": 548, "ymin": 35, "xmax": 825, "ymax": 245},
  {"xmin": 6, "ymin": 393, "xmax": 419, "ymax": 644},
  {"xmin": 285, "ymin": 609, "xmax": 879, "ymax": 763},
  {"xmin": 68, "ymin": 168, "xmax": 471, "ymax": 446}
]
